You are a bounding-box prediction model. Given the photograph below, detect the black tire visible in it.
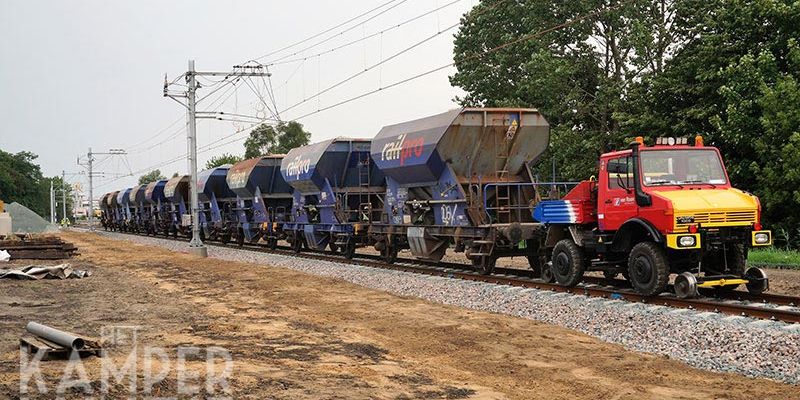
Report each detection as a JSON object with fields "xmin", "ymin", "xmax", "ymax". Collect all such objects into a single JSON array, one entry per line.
[
  {"xmin": 627, "ymin": 242, "xmax": 670, "ymax": 296},
  {"xmin": 551, "ymin": 239, "xmax": 585, "ymax": 287}
]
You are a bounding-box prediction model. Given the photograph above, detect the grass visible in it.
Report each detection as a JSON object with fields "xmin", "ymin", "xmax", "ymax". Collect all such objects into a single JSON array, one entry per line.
[{"xmin": 748, "ymin": 248, "xmax": 800, "ymax": 268}]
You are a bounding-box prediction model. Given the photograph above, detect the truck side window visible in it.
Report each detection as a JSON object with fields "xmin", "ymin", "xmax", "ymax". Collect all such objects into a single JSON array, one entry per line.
[{"xmin": 607, "ymin": 157, "xmax": 633, "ymax": 190}]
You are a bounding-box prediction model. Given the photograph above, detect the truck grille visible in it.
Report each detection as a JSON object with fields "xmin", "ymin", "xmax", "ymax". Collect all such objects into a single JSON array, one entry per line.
[{"xmin": 675, "ymin": 211, "xmax": 756, "ymax": 227}]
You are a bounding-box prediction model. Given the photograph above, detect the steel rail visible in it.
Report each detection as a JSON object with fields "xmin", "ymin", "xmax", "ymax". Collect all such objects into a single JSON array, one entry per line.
[{"xmin": 88, "ymin": 228, "xmax": 800, "ymax": 324}]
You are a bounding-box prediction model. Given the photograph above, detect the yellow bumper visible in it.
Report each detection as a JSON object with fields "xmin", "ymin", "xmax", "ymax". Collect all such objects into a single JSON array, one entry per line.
[
  {"xmin": 751, "ymin": 230, "xmax": 772, "ymax": 246},
  {"xmin": 666, "ymin": 233, "xmax": 701, "ymax": 250}
]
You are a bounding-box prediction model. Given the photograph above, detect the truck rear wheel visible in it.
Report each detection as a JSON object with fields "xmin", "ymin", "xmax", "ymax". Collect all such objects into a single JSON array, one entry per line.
[
  {"xmin": 551, "ymin": 239, "xmax": 585, "ymax": 287},
  {"xmin": 627, "ymin": 242, "xmax": 669, "ymax": 296}
]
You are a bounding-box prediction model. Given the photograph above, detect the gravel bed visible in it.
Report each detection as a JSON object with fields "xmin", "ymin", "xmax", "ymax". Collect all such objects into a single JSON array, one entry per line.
[{"xmin": 99, "ymin": 231, "xmax": 800, "ymax": 384}]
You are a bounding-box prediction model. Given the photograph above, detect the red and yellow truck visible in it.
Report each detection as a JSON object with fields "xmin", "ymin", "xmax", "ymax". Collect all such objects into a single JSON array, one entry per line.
[{"xmin": 533, "ymin": 136, "xmax": 772, "ymax": 297}]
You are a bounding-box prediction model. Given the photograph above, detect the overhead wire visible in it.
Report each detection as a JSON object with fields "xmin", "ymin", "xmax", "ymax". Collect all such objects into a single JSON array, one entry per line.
[
  {"xmin": 104, "ymin": 0, "xmax": 626, "ymax": 191},
  {"xmin": 265, "ymin": 0, "xmax": 463, "ymax": 67},
  {"xmin": 283, "ymin": 0, "xmax": 629, "ymax": 121},
  {"xmin": 252, "ymin": 0, "xmax": 401, "ymax": 62},
  {"xmin": 258, "ymin": 0, "xmax": 411, "ymax": 65}
]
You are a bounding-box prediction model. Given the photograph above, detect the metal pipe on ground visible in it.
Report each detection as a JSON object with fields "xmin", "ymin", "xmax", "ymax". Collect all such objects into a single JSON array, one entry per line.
[{"xmin": 25, "ymin": 322, "xmax": 85, "ymax": 350}]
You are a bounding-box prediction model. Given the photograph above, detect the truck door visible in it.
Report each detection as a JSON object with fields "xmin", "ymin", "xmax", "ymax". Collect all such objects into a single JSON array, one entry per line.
[{"xmin": 599, "ymin": 156, "xmax": 638, "ymax": 231}]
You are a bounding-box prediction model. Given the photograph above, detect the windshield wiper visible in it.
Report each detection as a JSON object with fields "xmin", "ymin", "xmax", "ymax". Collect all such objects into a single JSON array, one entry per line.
[
  {"xmin": 649, "ymin": 180, "xmax": 683, "ymax": 188},
  {"xmin": 679, "ymin": 180, "xmax": 717, "ymax": 188}
]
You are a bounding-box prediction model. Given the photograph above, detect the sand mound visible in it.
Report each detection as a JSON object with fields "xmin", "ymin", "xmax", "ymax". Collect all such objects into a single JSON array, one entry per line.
[{"xmin": 5, "ymin": 202, "xmax": 58, "ymax": 233}]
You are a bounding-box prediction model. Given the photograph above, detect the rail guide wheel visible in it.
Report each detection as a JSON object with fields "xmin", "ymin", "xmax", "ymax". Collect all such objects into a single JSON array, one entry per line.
[
  {"xmin": 673, "ymin": 272, "xmax": 699, "ymax": 299},
  {"xmin": 745, "ymin": 267, "xmax": 769, "ymax": 295}
]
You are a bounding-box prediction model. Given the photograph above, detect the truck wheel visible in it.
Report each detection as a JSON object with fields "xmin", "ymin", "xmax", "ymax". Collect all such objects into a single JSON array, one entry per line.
[
  {"xmin": 627, "ymin": 242, "xmax": 669, "ymax": 296},
  {"xmin": 551, "ymin": 239, "xmax": 585, "ymax": 287}
]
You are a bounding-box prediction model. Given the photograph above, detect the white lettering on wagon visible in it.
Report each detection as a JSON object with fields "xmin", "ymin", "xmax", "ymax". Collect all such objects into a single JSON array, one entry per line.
[
  {"xmin": 381, "ymin": 134, "xmax": 425, "ymax": 166},
  {"xmin": 286, "ymin": 155, "xmax": 311, "ymax": 179}
]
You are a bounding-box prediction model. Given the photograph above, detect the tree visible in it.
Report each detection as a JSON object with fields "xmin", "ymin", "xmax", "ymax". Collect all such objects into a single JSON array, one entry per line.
[
  {"xmin": 138, "ymin": 169, "xmax": 166, "ymax": 185},
  {"xmin": 0, "ymin": 149, "xmax": 49, "ymax": 217},
  {"xmin": 450, "ymin": 0, "xmax": 682, "ymax": 179},
  {"xmin": 620, "ymin": 0, "xmax": 800, "ymax": 245},
  {"xmin": 244, "ymin": 121, "xmax": 311, "ymax": 158},
  {"xmin": 205, "ymin": 153, "xmax": 243, "ymax": 169}
]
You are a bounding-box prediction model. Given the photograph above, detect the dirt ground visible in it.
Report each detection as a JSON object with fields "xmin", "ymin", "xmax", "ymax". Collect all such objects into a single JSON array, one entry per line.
[{"xmin": 0, "ymin": 232, "xmax": 798, "ymax": 399}]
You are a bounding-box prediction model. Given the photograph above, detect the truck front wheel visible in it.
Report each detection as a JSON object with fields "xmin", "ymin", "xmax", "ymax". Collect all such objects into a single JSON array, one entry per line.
[
  {"xmin": 627, "ymin": 242, "xmax": 670, "ymax": 296},
  {"xmin": 551, "ymin": 239, "xmax": 585, "ymax": 287}
]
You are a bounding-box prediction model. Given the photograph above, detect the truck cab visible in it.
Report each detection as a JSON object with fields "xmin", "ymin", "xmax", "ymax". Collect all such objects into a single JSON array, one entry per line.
[{"xmin": 534, "ymin": 136, "xmax": 773, "ymax": 297}]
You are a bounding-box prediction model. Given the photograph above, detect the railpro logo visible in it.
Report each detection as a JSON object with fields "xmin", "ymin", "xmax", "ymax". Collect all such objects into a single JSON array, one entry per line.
[
  {"xmin": 381, "ymin": 134, "xmax": 425, "ymax": 166},
  {"xmin": 286, "ymin": 155, "xmax": 311, "ymax": 180}
]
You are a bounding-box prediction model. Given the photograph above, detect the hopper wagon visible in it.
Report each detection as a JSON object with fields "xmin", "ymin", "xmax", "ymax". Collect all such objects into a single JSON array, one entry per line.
[
  {"xmin": 196, "ymin": 165, "xmax": 237, "ymax": 241},
  {"xmin": 226, "ymin": 155, "xmax": 294, "ymax": 248},
  {"xmin": 368, "ymin": 108, "xmax": 551, "ymax": 272},
  {"xmin": 127, "ymin": 184, "xmax": 148, "ymax": 233},
  {"xmin": 281, "ymin": 137, "xmax": 385, "ymax": 257},
  {"xmin": 116, "ymin": 188, "xmax": 133, "ymax": 232},
  {"xmin": 163, "ymin": 175, "xmax": 190, "ymax": 237},
  {"xmin": 144, "ymin": 179, "xmax": 169, "ymax": 235}
]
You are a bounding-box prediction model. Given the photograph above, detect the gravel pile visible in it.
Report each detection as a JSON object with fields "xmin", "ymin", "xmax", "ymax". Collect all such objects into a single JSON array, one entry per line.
[{"xmin": 101, "ymin": 232, "xmax": 800, "ymax": 384}]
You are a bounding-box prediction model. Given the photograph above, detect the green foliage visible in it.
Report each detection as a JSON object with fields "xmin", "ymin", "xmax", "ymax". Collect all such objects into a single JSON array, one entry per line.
[
  {"xmin": 451, "ymin": 0, "xmax": 682, "ymax": 180},
  {"xmin": 620, "ymin": 0, "xmax": 800, "ymax": 242},
  {"xmin": 205, "ymin": 153, "xmax": 243, "ymax": 169},
  {"xmin": 453, "ymin": 0, "xmax": 800, "ymax": 248},
  {"xmin": 244, "ymin": 121, "xmax": 311, "ymax": 158},
  {"xmin": 0, "ymin": 149, "xmax": 49, "ymax": 218},
  {"xmin": 138, "ymin": 169, "xmax": 166, "ymax": 185},
  {"xmin": 749, "ymin": 248, "xmax": 800, "ymax": 267}
]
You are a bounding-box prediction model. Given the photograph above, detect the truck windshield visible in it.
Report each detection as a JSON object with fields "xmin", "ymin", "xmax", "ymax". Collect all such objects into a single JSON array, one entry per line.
[{"xmin": 640, "ymin": 149, "xmax": 727, "ymax": 186}]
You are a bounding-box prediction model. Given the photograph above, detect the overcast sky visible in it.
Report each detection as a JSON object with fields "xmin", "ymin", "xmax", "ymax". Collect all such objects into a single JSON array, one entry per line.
[{"xmin": 0, "ymin": 0, "xmax": 474, "ymax": 197}]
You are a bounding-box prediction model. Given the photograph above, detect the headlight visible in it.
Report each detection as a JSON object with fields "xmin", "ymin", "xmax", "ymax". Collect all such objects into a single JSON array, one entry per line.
[
  {"xmin": 754, "ymin": 233, "xmax": 769, "ymax": 244},
  {"xmin": 678, "ymin": 235, "xmax": 696, "ymax": 247}
]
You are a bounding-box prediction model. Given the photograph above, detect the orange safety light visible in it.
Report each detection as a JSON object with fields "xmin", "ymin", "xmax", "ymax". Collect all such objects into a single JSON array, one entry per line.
[
  {"xmin": 695, "ymin": 135, "xmax": 704, "ymax": 147},
  {"xmin": 635, "ymin": 136, "xmax": 644, "ymax": 146}
]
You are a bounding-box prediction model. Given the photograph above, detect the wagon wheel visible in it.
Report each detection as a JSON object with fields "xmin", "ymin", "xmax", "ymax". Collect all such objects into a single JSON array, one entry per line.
[
  {"xmin": 381, "ymin": 236, "xmax": 398, "ymax": 264},
  {"xmin": 267, "ymin": 237, "xmax": 278, "ymax": 250},
  {"xmin": 236, "ymin": 228, "xmax": 244, "ymax": 247},
  {"xmin": 343, "ymin": 240, "xmax": 356, "ymax": 259},
  {"xmin": 292, "ymin": 234, "xmax": 304, "ymax": 253},
  {"xmin": 471, "ymin": 253, "xmax": 497, "ymax": 275}
]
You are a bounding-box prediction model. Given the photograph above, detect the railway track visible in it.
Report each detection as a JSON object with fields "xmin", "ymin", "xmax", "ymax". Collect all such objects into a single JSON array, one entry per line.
[{"xmin": 83, "ymin": 228, "xmax": 800, "ymax": 324}]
